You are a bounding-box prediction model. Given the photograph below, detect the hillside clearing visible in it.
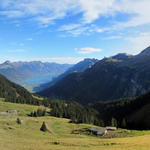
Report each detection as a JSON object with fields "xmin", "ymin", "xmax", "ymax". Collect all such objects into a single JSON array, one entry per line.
[{"xmin": 0, "ymin": 101, "xmax": 150, "ymax": 150}]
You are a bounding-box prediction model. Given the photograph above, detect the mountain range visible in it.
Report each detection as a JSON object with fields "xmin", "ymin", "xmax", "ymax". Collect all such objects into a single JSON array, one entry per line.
[
  {"xmin": 0, "ymin": 65, "xmax": 150, "ymax": 129},
  {"xmin": 39, "ymin": 46, "xmax": 150, "ymax": 104},
  {"xmin": 34, "ymin": 58, "xmax": 99, "ymax": 92},
  {"xmin": 0, "ymin": 61, "xmax": 72, "ymax": 91},
  {"xmin": 0, "ymin": 49, "xmax": 150, "ymax": 129}
]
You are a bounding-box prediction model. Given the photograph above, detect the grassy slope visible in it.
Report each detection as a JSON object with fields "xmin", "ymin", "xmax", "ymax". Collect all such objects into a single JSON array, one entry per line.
[{"xmin": 0, "ymin": 101, "xmax": 150, "ymax": 150}]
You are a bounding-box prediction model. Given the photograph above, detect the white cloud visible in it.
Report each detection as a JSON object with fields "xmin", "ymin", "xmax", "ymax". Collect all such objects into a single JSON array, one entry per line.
[
  {"xmin": 59, "ymin": 24, "xmax": 81, "ymax": 31},
  {"xmin": 59, "ymin": 23, "xmax": 103, "ymax": 36},
  {"xmin": 96, "ymin": 29, "xmax": 103, "ymax": 33},
  {"xmin": 0, "ymin": 0, "xmax": 13, "ymax": 8},
  {"xmin": 31, "ymin": 57, "xmax": 84, "ymax": 64},
  {"xmin": 79, "ymin": 0, "xmax": 115, "ymax": 23},
  {"xmin": 26, "ymin": 38, "xmax": 33, "ymax": 41},
  {"xmin": 59, "ymin": 0, "xmax": 150, "ymax": 35},
  {"xmin": 0, "ymin": 0, "xmax": 77, "ymax": 24},
  {"xmin": 126, "ymin": 32, "xmax": 150, "ymax": 54},
  {"xmin": 112, "ymin": 0, "xmax": 150, "ymax": 29},
  {"xmin": 76, "ymin": 47, "xmax": 102, "ymax": 54},
  {"xmin": 1, "ymin": 0, "xmax": 150, "ymax": 34},
  {"xmin": 0, "ymin": 57, "xmax": 85, "ymax": 64},
  {"xmin": 0, "ymin": 10, "xmax": 24, "ymax": 18},
  {"xmin": 8, "ymin": 49, "xmax": 25, "ymax": 53},
  {"xmin": 103, "ymin": 35, "xmax": 122, "ymax": 40},
  {"xmin": 68, "ymin": 26, "xmax": 90, "ymax": 36}
]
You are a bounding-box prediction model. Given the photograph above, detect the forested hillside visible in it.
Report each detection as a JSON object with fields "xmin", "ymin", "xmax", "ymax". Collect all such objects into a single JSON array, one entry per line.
[
  {"xmin": 42, "ymin": 90, "xmax": 150, "ymax": 129},
  {"xmin": 39, "ymin": 46, "xmax": 150, "ymax": 104},
  {"xmin": 0, "ymin": 74, "xmax": 39, "ymax": 105},
  {"xmin": 92, "ymin": 91, "xmax": 150, "ymax": 129},
  {"xmin": 2, "ymin": 69, "xmax": 150, "ymax": 130}
]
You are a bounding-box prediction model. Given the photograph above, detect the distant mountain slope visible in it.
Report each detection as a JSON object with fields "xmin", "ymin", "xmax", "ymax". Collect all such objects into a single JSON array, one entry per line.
[
  {"xmin": 0, "ymin": 61, "xmax": 72, "ymax": 90},
  {"xmin": 39, "ymin": 46, "xmax": 150, "ymax": 104},
  {"xmin": 63, "ymin": 58, "xmax": 99, "ymax": 74},
  {"xmin": 34, "ymin": 58, "xmax": 98, "ymax": 92}
]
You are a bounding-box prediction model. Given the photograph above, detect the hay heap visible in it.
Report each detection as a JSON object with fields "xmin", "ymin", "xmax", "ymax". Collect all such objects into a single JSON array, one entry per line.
[{"xmin": 40, "ymin": 121, "xmax": 51, "ymax": 133}]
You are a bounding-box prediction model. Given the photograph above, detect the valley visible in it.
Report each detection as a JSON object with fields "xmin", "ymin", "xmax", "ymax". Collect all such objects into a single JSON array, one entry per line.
[
  {"xmin": 0, "ymin": 47, "xmax": 150, "ymax": 149},
  {"xmin": 0, "ymin": 61, "xmax": 72, "ymax": 92},
  {"xmin": 1, "ymin": 1, "xmax": 150, "ymax": 149}
]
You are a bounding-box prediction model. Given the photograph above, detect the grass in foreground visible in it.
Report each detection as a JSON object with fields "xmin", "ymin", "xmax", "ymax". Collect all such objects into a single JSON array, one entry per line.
[{"xmin": 0, "ymin": 101, "xmax": 150, "ymax": 150}]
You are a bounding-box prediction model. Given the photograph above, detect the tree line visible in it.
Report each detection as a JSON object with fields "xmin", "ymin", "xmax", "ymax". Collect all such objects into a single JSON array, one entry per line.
[{"xmin": 3, "ymin": 72, "xmax": 150, "ymax": 130}]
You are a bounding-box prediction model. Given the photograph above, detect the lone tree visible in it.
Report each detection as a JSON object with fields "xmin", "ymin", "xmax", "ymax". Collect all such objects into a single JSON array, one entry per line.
[
  {"xmin": 40, "ymin": 121, "xmax": 50, "ymax": 132},
  {"xmin": 16, "ymin": 118, "xmax": 21, "ymax": 124},
  {"xmin": 121, "ymin": 118, "xmax": 127, "ymax": 128},
  {"xmin": 111, "ymin": 117, "xmax": 117, "ymax": 127}
]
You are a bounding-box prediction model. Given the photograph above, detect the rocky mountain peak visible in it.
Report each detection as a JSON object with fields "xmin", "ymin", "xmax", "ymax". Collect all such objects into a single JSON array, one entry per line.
[
  {"xmin": 3, "ymin": 60, "xmax": 11, "ymax": 65},
  {"xmin": 139, "ymin": 46, "xmax": 150, "ymax": 56}
]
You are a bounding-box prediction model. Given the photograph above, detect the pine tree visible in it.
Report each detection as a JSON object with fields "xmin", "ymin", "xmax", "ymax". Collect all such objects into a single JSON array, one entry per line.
[
  {"xmin": 16, "ymin": 118, "xmax": 21, "ymax": 124},
  {"xmin": 40, "ymin": 121, "xmax": 51, "ymax": 132},
  {"xmin": 121, "ymin": 118, "xmax": 127, "ymax": 128},
  {"xmin": 111, "ymin": 117, "xmax": 117, "ymax": 127},
  {"xmin": 33, "ymin": 111, "xmax": 37, "ymax": 117},
  {"xmin": 40, "ymin": 122, "xmax": 47, "ymax": 132}
]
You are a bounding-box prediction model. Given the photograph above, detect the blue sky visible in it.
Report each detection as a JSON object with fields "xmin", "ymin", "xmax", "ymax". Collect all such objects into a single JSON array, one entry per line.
[{"xmin": 0, "ymin": 0, "xmax": 150, "ymax": 64}]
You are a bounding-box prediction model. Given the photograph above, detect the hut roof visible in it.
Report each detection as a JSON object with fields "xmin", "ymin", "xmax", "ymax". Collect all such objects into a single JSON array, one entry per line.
[
  {"xmin": 7, "ymin": 110, "xmax": 17, "ymax": 114},
  {"xmin": 106, "ymin": 127, "xmax": 117, "ymax": 130},
  {"xmin": 90, "ymin": 127, "xmax": 107, "ymax": 135}
]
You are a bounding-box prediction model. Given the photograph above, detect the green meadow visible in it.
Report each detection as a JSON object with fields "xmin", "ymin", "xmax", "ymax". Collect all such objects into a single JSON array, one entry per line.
[{"xmin": 0, "ymin": 101, "xmax": 150, "ymax": 150}]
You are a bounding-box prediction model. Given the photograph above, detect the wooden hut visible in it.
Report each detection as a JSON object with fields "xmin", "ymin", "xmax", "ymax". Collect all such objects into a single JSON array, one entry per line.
[{"xmin": 90, "ymin": 127, "xmax": 107, "ymax": 136}]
